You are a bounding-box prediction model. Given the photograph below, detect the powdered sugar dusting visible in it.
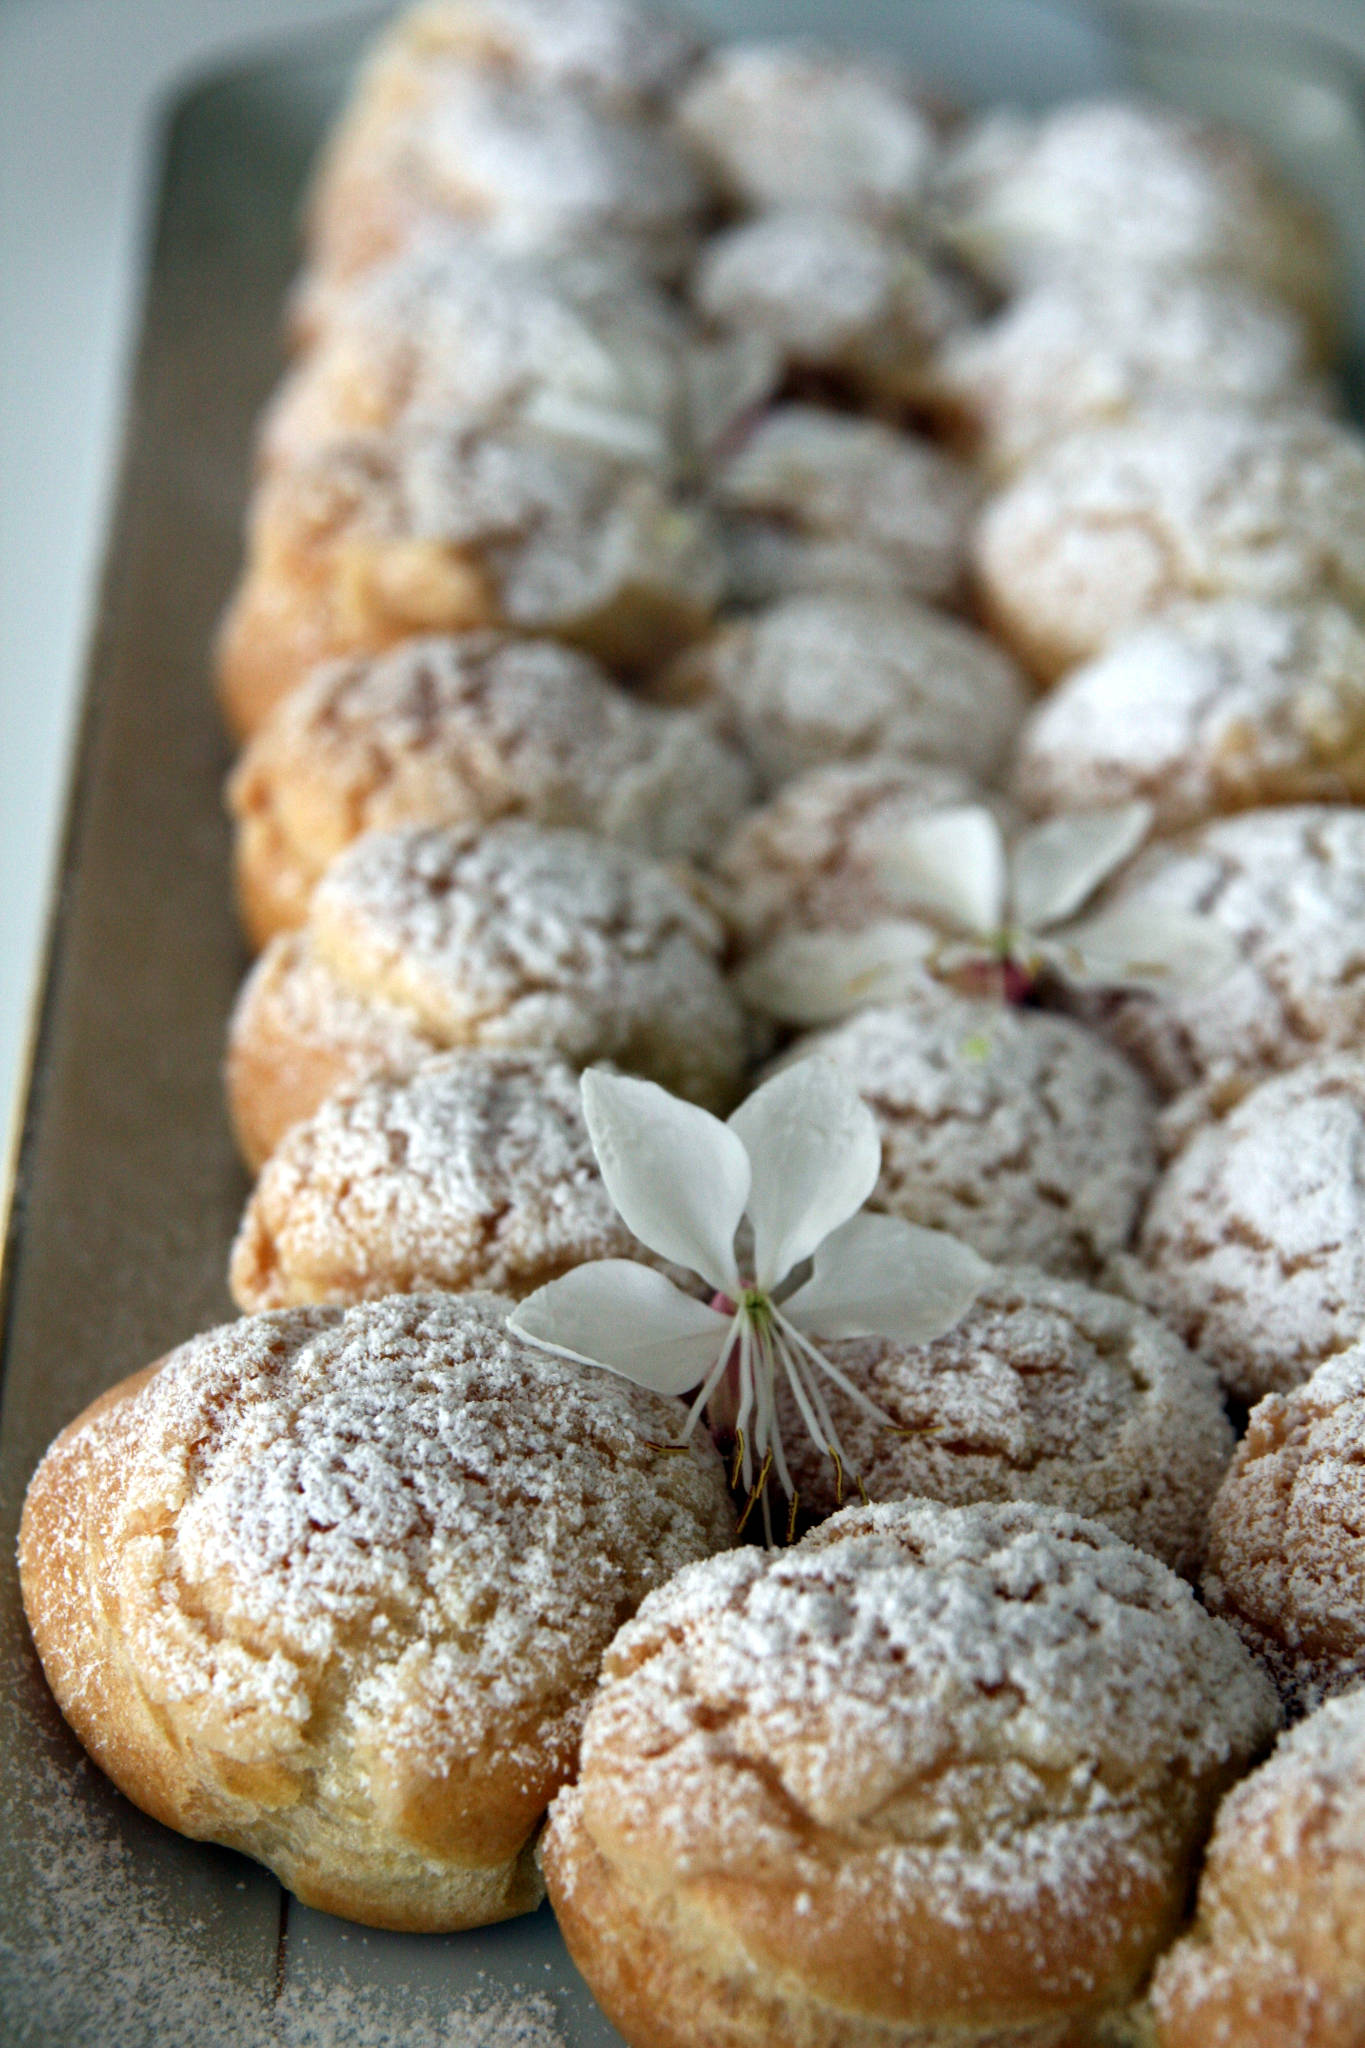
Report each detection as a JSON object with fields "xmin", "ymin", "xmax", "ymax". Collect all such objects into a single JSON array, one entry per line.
[
  {"xmin": 1150, "ymin": 1685, "xmax": 1365, "ymax": 2045},
  {"xmin": 1083, "ymin": 805, "xmax": 1365, "ymax": 1100},
  {"xmin": 308, "ymin": 821, "xmax": 746, "ymax": 1107},
  {"xmin": 933, "ymin": 97, "xmax": 1335, "ymax": 323},
  {"xmin": 1202, "ymin": 1341, "xmax": 1365, "ymax": 1707},
  {"xmin": 313, "ymin": 59, "xmax": 704, "ymax": 280},
  {"xmin": 1131, "ymin": 1055, "xmax": 1365, "ymax": 1401},
  {"xmin": 230, "ymin": 632, "xmax": 754, "ymax": 903},
  {"xmin": 692, "ymin": 209, "xmax": 972, "ymax": 406},
  {"xmin": 783, "ymin": 989, "xmax": 1157, "ymax": 1277},
  {"xmin": 676, "ymin": 42, "xmax": 938, "ymax": 214},
  {"xmin": 555, "ymin": 1499, "xmax": 1275, "ymax": 2019},
  {"xmin": 248, "ymin": 419, "xmax": 724, "ymax": 667},
  {"xmin": 229, "ymin": 1048, "xmax": 649, "ymax": 1311},
  {"xmin": 929, "ymin": 266, "xmax": 1326, "ymax": 472},
  {"xmin": 779, "ymin": 1265, "xmax": 1232, "ymax": 1575},
  {"xmin": 1014, "ymin": 599, "xmax": 1365, "ymax": 833},
  {"xmin": 975, "ymin": 406, "xmax": 1365, "ymax": 678},
  {"xmin": 266, "ymin": 230, "xmax": 691, "ymax": 472},
  {"xmin": 715, "ymin": 405, "xmax": 980, "ymax": 609},
  {"xmin": 392, "ymin": 0, "xmax": 701, "ymax": 105},
  {"xmin": 717, "ymin": 758, "xmax": 990, "ymax": 950},
  {"xmin": 661, "ymin": 590, "xmax": 1025, "ymax": 793}
]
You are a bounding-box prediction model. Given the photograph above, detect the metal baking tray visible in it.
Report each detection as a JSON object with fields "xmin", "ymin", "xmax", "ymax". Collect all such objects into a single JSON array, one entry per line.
[{"xmin": 4, "ymin": 2, "xmax": 1365, "ymax": 2040}]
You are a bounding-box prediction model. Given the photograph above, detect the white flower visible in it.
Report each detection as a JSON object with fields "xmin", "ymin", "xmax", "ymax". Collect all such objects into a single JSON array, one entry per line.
[
  {"xmin": 738, "ymin": 802, "xmax": 1237, "ymax": 1025},
  {"xmin": 508, "ymin": 1058, "xmax": 989, "ymax": 1539}
]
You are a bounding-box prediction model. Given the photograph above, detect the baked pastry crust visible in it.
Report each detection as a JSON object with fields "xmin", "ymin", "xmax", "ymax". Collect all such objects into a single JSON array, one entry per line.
[
  {"xmin": 974, "ymin": 407, "xmax": 1365, "ymax": 683},
  {"xmin": 225, "ymin": 821, "xmax": 748, "ymax": 1168},
  {"xmin": 1013, "ymin": 600, "xmax": 1365, "ymax": 835},
  {"xmin": 215, "ymin": 423, "xmax": 724, "ymax": 738},
  {"xmin": 657, "ymin": 590, "xmax": 1026, "ymax": 794},
  {"xmin": 782, "ymin": 989, "xmax": 1157, "ymax": 1279},
  {"xmin": 227, "ymin": 632, "xmax": 754, "ymax": 947},
  {"xmin": 18, "ymin": 1293, "xmax": 735, "ymax": 1931},
  {"xmin": 229, "ymin": 1047, "xmax": 656, "ymax": 1311},
  {"xmin": 542, "ymin": 1498, "xmax": 1277, "ymax": 2047},
  {"xmin": 780, "ymin": 1265, "xmax": 1232, "ymax": 1576},
  {"xmin": 1130, "ymin": 1055, "xmax": 1365, "ymax": 1402},
  {"xmin": 1077, "ymin": 805, "xmax": 1365, "ymax": 1106},
  {"xmin": 692, "ymin": 208, "xmax": 973, "ymax": 411},
  {"xmin": 716, "ymin": 758, "xmax": 992, "ymax": 953},
  {"xmin": 1202, "ymin": 1344, "xmax": 1365, "ymax": 1711},
  {"xmin": 265, "ymin": 228, "xmax": 696, "ymax": 476},
  {"xmin": 675, "ymin": 41, "xmax": 939, "ymax": 217},
  {"xmin": 711, "ymin": 405, "xmax": 980, "ymax": 612},
  {"xmin": 307, "ymin": 48, "xmax": 704, "ymax": 286},
  {"xmin": 1152, "ymin": 1686, "xmax": 1365, "ymax": 2048},
  {"xmin": 934, "ymin": 96, "xmax": 1338, "ymax": 336},
  {"xmin": 928, "ymin": 267, "xmax": 1328, "ymax": 475}
]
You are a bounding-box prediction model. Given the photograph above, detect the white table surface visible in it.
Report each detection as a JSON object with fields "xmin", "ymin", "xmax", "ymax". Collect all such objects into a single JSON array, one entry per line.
[{"xmin": 5, "ymin": 0, "xmax": 1365, "ymax": 1186}]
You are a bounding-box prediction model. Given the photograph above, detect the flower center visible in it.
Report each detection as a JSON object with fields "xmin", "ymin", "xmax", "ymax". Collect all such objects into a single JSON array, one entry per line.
[{"xmin": 739, "ymin": 1286, "xmax": 772, "ymax": 1328}]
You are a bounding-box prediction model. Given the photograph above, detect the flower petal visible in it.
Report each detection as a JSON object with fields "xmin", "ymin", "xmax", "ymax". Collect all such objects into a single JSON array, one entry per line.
[
  {"xmin": 1010, "ymin": 802, "xmax": 1151, "ymax": 933},
  {"xmin": 729, "ymin": 1057, "xmax": 881, "ymax": 1291},
  {"xmin": 507, "ymin": 1260, "xmax": 730, "ymax": 1394},
  {"xmin": 1048, "ymin": 905, "xmax": 1242, "ymax": 994},
  {"xmin": 733, "ymin": 923, "xmax": 936, "ymax": 1025},
  {"xmin": 782, "ymin": 1211, "xmax": 991, "ymax": 1344},
  {"xmin": 875, "ymin": 806, "xmax": 1008, "ymax": 937},
  {"xmin": 581, "ymin": 1069, "xmax": 748, "ymax": 1292}
]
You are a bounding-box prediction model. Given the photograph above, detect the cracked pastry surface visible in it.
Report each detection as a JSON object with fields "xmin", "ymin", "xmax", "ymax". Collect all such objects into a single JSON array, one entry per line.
[
  {"xmin": 933, "ymin": 96, "xmax": 1337, "ymax": 333},
  {"xmin": 1151, "ymin": 1684, "xmax": 1365, "ymax": 2048},
  {"xmin": 779, "ymin": 1266, "xmax": 1232, "ymax": 1577},
  {"xmin": 17, "ymin": 1293, "xmax": 735, "ymax": 1933},
  {"xmin": 777, "ymin": 989, "xmax": 1158, "ymax": 1279},
  {"xmin": 716, "ymin": 758, "xmax": 992, "ymax": 953},
  {"xmin": 229, "ymin": 1048, "xmax": 656, "ymax": 1312},
  {"xmin": 1077, "ymin": 806, "xmax": 1365, "ymax": 1104},
  {"xmin": 691, "ymin": 208, "xmax": 973, "ymax": 410},
  {"xmin": 541, "ymin": 1497, "xmax": 1277, "ymax": 2048},
  {"xmin": 227, "ymin": 632, "xmax": 754, "ymax": 945},
  {"xmin": 657, "ymin": 590, "xmax": 1027, "ymax": 794},
  {"xmin": 307, "ymin": 53, "xmax": 705, "ymax": 285},
  {"xmin": 266, "ymin": 230, "xmax": 698, "ymax": 476},
  {"xmin": 215, "ymin": 421, "xmax": 725, "ymax": 737},
  {"xmin": 1014, "ymin": 600, "xmax": 1365, "ymax": 834},
  {"xmin": 1201, "ymin": 1343, "xmax": 1365, "ymax": 1712},
  {"xmin": 973, "ymin": 406, "xmax": 1365, "ymax": 682},
  {"xmin": 712, "ymin": 404, "xmax": 980, "ymax": 610},
  {"xmin": 1129, "ymin": 1055, "xmax": 1365, "ymax": 1403},
  {"xmin": 225, "ymin": 821, "xmax": 748, "ymax": 1169},
  {"xmin": 927, "ymin": 267, "xmax": 1327, "ymax": 474},
  {"xmin": 674, "ymin": 40, "xmax": 939, "ymax": 216}
]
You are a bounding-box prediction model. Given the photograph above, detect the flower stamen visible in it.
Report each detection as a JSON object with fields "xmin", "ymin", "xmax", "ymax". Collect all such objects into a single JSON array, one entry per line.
[
  {"xmin": 680, "ymin": 1306, "xmax": 745, "ymax": 1443},
  {"xmin": 735, "ymin": 1450, "xmax": 774, "ymax": 1536},
  {"xmin": 773, "ymin": 1323, "xmax": 855, "ymax": 1497},
  {"xmin": 776, "ymin": 1313, "xmax": 895, "ymax": 1430}
]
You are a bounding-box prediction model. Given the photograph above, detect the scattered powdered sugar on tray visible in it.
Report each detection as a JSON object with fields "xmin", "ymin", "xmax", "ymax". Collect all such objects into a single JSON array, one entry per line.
[{"xmin": 1, "ymin": 1744, "xmax": 567, "ymax": 2047}]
